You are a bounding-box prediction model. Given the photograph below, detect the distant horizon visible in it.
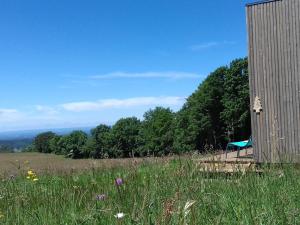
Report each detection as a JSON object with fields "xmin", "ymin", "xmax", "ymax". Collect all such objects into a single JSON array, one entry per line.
[{"xmin": 0, "ymin": 125, "xmax": 95, "ymax": 134}]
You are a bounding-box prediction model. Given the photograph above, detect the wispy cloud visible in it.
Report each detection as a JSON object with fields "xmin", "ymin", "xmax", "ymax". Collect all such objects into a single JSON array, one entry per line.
[
  {"xmin": 189, "ymin": 41, "xmax": 236, "ymax": 51},
  {"xmin": 0, "ymin": 109, "xmax": 23, "ymax": 123},
  {"xmin": 0, "ymin": 109, "xmax": 18, "ymax": 114},
  {"xmin": 90, "ymin": 71, "xmax": 202, "ymax": 80},
  {"xmin": 61, "ymin": 96, "xmax": 186, "ymax": 112},
  {"xmin": 0, "ymin": 96, "xmax": 187, "ymax": 131},
  {"xmin": 35, "ymin": 105, "xmax": 59, "ymax": 115}
]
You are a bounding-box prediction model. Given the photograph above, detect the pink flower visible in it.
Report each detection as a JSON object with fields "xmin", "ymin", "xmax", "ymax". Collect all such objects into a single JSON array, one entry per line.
[{"xmin": 115, "ymin": 178, "xmax": 123, "ymax": 186}]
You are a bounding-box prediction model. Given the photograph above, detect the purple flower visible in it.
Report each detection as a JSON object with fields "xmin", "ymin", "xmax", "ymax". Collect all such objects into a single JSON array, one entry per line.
[
  {"xmin": 115, "ymin": 178, "xmax": 123, "ymax": 186},
  {"xmin": 95, "ymin": 194, "xmax": 106, "ymax": 201}
]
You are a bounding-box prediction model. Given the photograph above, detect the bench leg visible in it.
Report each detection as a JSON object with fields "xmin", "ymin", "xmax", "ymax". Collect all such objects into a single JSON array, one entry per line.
[
  {"xmin": 237, "ymin": 147, "xmax": 240, "ymax": 158},
  {"xmin": 226, "ymin": 145, "xmax": 228, "ymax": 158}
]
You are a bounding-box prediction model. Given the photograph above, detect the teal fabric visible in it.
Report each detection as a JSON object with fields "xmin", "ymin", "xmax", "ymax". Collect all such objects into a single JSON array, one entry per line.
[
  {"xmin": 227, "ymin": 137, "xmax": 252, "ymax": 148},
  {"xmin": 226, "ymin": 136, "xmax": 252, "ymax": 158}
]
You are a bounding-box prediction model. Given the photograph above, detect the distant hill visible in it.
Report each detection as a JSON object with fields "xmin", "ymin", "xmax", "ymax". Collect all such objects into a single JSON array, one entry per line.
[
  {"xmin": 0, "ymin": 138, "xmax": 33, "ymax": 152},
  {"xmin": 0, "ymin": 127, "xmax": 93, "ymax": 141},
  {"xmin": 0, "ymin": 127, "xmax": 93, "ymax": 151}
]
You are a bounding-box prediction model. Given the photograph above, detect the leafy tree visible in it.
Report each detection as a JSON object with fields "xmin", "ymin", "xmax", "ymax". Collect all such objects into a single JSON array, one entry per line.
[
  {"xmin": 22, "ymin": 144, "xmax": 35, "ymax": 152},
  {"xmin": 34, "ymin": 132, "xmax": 56, "ymax": 153},
  {"xmin": 110, "ymin": 117, "xmax": 141, "ymax": 158},
  {"xmin": 174, "ymin": 67, "xmax": 226, "ymax": 152},
  {"xmin": 173, "ymin": 108, "xmax": 194, "ymax": 153},
  {"xmin": 221, "ymin": 58, "xmax": 251, "ymax": 141},
  {"xmin": 91, "ymin": 124, "xmax": 112, "ymax": 158},
  {"xmin": 55, "ymin": 135, "xmax": 69, "ymax": 155},
  {"xmin": 49, "ymin": 135, "xmax": 63, "ymax": 155},
  {"xmin": 140, "ymin": 107, "xmax": 175, "ymax": 156},
  {"xmin": 82, "ymin": 137, "xmax": 97, "ymax": 158},
  {"xmin": 62, "ymin": 131, "xmax": 88, "ymax": 159}
]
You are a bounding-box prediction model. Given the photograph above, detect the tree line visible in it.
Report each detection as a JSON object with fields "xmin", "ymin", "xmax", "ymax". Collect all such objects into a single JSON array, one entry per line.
[{"xmin": 30, "ymin": 58, "xmax": 251, "ymax": 158}]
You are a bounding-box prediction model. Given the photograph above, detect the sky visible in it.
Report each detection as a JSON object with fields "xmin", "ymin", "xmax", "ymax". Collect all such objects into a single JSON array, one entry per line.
[{"xmin": 0, "ymin": 0, "xmax": 253, "ymax": 132}]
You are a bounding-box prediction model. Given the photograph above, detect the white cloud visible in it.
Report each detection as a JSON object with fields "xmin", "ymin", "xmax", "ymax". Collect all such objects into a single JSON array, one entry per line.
[
  {"xmin": 90, "ymin": 71, "xmax": 202, "ymax": 80},
  {"xmin": 0, "ymin": 109, "xmax": 23, "ymax": 123},
  {"xmin": 61, "ymin": 96, "xmax": 186, "ymax": 112},
  {"xmin": 35, "ymin": 105, "xmax": 59, "ymax": 115},
  {"xmin": 190, "ymin": 41, "xmax": 236, "ymax": 51},
  {"xmin": 0, "ymin": 96, "xmax": 187, "ymax": 131},
  {"xmin": 0, "ymin": 109, "xmax": 18, "ymax": 114}
]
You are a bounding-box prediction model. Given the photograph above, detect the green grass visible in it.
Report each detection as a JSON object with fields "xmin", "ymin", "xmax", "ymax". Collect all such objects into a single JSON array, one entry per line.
[{"xmin": 0, "ymin": 159, "xmax": 299, "ymax": 225}]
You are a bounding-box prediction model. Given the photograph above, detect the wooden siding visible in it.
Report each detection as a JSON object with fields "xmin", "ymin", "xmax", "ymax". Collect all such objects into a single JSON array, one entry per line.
[{"xmin": 247, "ymin": 0, "xmax": 300, "ymax": 163}]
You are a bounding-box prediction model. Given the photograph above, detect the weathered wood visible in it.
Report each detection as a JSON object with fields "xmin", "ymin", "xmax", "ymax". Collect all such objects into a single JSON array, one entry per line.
[{"xmin": 247, "ymin": 0, "xmax": 300, "ymax": 163}]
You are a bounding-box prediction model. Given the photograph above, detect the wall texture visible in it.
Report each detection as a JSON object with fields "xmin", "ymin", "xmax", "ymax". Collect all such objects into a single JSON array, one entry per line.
[{"xmin": 247, "ymin": 0, "xmax": 300, "ymax": 163}]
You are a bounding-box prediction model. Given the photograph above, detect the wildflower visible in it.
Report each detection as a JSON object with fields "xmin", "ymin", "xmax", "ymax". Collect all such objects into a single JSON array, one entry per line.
[
  {"xmin": 114, "ymin": 213, "xmax": 125, "ymax": 219},
  {"xmin": 115, "ymin": 178, "xmax": 123, "ymax": 186},
  {"xmin": 27, "ymin": 170, "xmax": 34, "ymax": 176},
  {"xmin": 95, "ymin": 194, "xmax": 106, "ymax": 201},
  {"xmin": 26, "ymin": 170, "xmax": 38, "ymax": 182}
]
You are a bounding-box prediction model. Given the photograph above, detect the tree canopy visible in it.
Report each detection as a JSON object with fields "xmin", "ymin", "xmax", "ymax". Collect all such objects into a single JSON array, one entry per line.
[
  {"xmin": 34, "ymin": 132, "xmax": 56, "ymax": 153},
  {"xmin": 140, "ymin": 107, "xmax": 175, "ymax": 156},
  {"xmin": 110, "ymin": 117, "xmax": 141, "ymax": 158}
]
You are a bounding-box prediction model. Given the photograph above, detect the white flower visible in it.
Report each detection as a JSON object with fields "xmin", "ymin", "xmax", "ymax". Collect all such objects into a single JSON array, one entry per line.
[{"xmin": 114, "ymin": 213, "xmax": 125, "ymax": 219}]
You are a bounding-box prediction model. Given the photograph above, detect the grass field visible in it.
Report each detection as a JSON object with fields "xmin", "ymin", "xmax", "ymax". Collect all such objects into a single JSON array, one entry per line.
[
  {"xmin": 0, "ymin": 153, "xmax": 300, "ymax": 224},
  {"xmin": 0, "ymin": 153, "xmax": 173, "ymax": 176}
]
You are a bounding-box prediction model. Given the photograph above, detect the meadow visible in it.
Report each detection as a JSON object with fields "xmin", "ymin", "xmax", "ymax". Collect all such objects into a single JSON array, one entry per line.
[{"xmin": 0, "ymin": 153, "xmax": 299, "ymax": 225}]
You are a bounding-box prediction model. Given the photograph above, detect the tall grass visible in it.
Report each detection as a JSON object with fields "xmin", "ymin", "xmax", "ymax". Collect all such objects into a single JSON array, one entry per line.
[{"xmin": 0, "ymin": 158, "xmax": 299, "ymax": 224}]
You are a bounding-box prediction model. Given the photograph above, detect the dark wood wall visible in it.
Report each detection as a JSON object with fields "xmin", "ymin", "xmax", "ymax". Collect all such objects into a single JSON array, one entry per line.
[{"xmin": 247, "ymin": 0, "xmax": 300, "ymax": 163}]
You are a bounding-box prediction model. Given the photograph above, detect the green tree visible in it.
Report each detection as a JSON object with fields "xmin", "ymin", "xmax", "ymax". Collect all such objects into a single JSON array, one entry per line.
[
  {"xmin": 82, "ymin": 137, "xmax": 97, "ymax": 158},
  {"xmin": 22, "ymin": 144, "xmax": 35, "ymax": 152},
  {"xmin": 49, "ymin": 135, "xmax": 63, "ymax": 155},
  {"xmin": 34, "ymin": 132, "xmax": 56, "ymax": 153},
  {"xmin": 140, "ymin": 107, "xmax": 175, "ymax": 156},
  {"xmin": 62, "ymin": 131, "xmax": 88, "ymax": 159},
  {"xmin": 174, "ymin": 67, "xmax": 226, "ymax": 152},
  {"xmin": 91, "ymin": 124, "xmax": 112, "ymax": 158},
  {"xmin": 221, "ymin": 58, "xmax": 251, "ymax": 141},
  {"xmin": 173, "ymin": 108, "xmax": 194, "ymax": 153},
  {"xmin": 111, "ymin": 117, "xmax": 141, "ymax": 158}
]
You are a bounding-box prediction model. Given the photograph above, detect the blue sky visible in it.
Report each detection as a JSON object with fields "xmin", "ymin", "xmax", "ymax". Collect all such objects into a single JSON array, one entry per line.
[{"xmin": 0, "ymin": 0, "xmax": 252, "ymax": 132}]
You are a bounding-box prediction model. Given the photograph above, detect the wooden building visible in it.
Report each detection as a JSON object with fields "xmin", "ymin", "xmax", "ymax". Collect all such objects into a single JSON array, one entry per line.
[{"xmin": 246, "ymin": 0, "xmax": 300, "ymax": 163}]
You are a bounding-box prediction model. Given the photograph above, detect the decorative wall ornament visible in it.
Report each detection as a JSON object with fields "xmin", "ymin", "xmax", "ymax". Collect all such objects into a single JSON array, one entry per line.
[{"xmin": 253, "ymin": 96, "xmax": 263, "ymax": 114}]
